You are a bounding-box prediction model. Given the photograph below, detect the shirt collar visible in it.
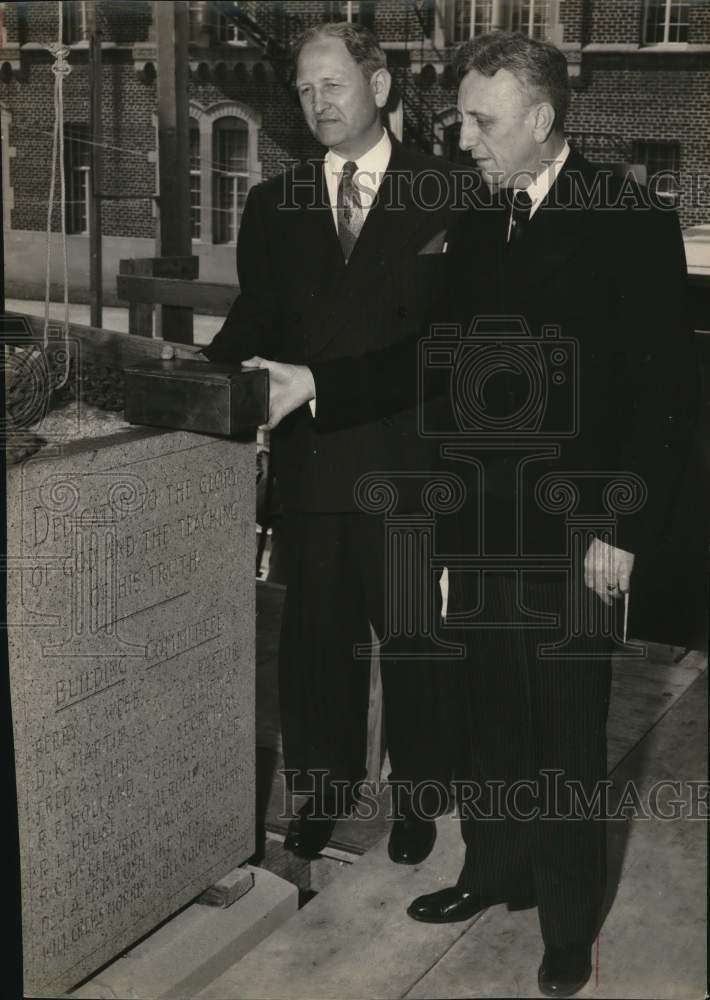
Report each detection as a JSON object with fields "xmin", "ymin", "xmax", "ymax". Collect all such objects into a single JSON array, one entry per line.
[
  {"xmin": 324, "ymin": 128, "xmax": 392, "ymax": 186},
  {"xmin": 521, "ymin": 140, "xmax": 570, "ymax": 215}
]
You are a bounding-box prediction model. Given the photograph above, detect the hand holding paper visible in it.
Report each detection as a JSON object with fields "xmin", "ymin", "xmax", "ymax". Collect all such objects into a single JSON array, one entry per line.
[{"xmin": 583, "ymin": 537, "xmax": 635, "ymax": 608}]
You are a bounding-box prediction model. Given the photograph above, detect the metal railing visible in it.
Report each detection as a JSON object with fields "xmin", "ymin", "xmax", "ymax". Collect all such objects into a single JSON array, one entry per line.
[
  {"xmin": 391, "ymin": 65, "xmax": 442, "ymax": 153},
  {"xmin": 212, "ymin": 0, "xmax": 301, "ymax": 88}
]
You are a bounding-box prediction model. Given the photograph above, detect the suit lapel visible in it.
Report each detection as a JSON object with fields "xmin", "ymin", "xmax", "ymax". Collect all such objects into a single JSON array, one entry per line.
[
  {"xmin": 506, "ymin": 150, "xmax": 589, "ymax": 289},
  {"xmin": 344, "ymin": 140, "xmax": 413, "ymax": 271},
  {"xmin": 292, "ymin": 158, "xmax": 344, "ymax": 268}
]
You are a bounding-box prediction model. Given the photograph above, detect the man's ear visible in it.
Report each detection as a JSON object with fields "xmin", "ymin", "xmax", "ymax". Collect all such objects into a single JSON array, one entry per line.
[
  {"xmin": 371, "ymin": 67, "xmax": 392, "ymax": 109},
  {"xmin": 532, "ymin": 101, "xmax": 556, "ymax": 143}
]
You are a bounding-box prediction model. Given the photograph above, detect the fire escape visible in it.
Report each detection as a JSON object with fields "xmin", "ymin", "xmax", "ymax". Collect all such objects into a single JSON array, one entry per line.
[
  {"xmin": 212, "ymin": 0, "xmax": 300, "ymax": 90},
  {"xmin": 389, "ymin": 0, "xmax": 452, "ymax": 155}
]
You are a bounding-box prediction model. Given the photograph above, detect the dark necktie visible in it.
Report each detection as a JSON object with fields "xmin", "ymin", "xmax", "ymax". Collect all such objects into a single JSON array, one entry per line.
[
  {"xmin": 506, "ymin": 188, "xmax": 533, "ymax": 248},
  {"xmin": 337, "ymin": 160, "xmax": 364, "ymax": 263}
]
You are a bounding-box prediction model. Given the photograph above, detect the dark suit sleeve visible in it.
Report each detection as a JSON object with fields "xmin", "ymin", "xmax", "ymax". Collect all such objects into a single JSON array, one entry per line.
[
  {"xmin": 309, "ymin": 332, "xmax": 425, "ymax": 429},
  {"xmin": 611, "ymin": 204, "xmax": 700, "ymax": 557},
  {"xmin": 202, "ymin": 185, "xmax": 280, "ymax": 365}
]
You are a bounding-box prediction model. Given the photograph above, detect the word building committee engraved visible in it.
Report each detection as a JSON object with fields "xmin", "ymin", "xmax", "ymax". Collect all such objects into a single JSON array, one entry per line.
[{"xmin": 7, "ymin": 428, "xmax": 256, "ymax": 997}]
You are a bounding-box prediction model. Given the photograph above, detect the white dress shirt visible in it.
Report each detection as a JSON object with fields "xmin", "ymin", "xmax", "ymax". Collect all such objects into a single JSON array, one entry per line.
[
  {"xmin": 323, "ymin": 128, "xmax": 392, "ymax": 231},
  {"xmin": 507, "ymin": 140, "xmax": 571, "ymax": 240}
]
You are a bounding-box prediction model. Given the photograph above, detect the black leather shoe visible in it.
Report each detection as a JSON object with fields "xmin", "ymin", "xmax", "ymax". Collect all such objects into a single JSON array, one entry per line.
[
  {"xmin": 538, "ymin": 944, "xmax": 592, "ymax": 998},
  {"xmin": 388, "ymin": 815, "xmax": 436, "ymax": 865},
  {"xmin": 283, "ymin": 803, "xmax": 337, "ymax": 859},
  {"xmin": 407, "ymin": 886, "xmax": 489, "ymax": 923}
]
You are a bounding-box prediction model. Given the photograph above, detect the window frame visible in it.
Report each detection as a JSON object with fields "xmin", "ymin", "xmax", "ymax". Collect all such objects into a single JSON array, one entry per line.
[
  {"xmin": 62, "ymin": 0, "xmax": 89, "ymax": 44},
  {"xmin": 325, "ymin": 1, "xmax": 366, "ymax": 23},
  {"xmin": 217, "ymin": 1, "xmax": 255, "ymax": 46},
  {"xmin": 450, "ymin": 0, "xmax": 492, "ymax": 44},
  {"xmin": 632, "ymin": 139, "xmax": 681, "ymax": 206},
  {"xmin": 63, "ymin": 123, "xmax": 91, "ymax": 236},
  {"xmin": 342, "ymin": 1, "xmax": 360, "ymax": 22},
  {"xmin": 186, "ymin": 101, "xmax": 262, "ymax": 246},
  {"xmin": 1, "ymin": 102, "xmax": 14, "ymax": 232},
  {"xmin": 510, "ymin": 0, "xmax": 551, "ymax": 41},
  {"xmin": 188, "ymin": 0, "xmax": 204, "ymax": 44},
  {"xmin": 189, "ymin": 118, "xmax": 202, "ymax": 241},
  {"xmin": 642, "ymin": 0, "xmax": 690, "ymax": 45},
  {"xmin": 212, "ymin": 116, "xmax": 250, "ymax": 246},
  {"xmin": 447, "ymin": 0, "xmax": 551, "ymax": 43}
]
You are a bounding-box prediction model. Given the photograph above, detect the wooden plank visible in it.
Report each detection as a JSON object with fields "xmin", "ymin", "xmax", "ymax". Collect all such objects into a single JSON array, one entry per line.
[
  {"xmin": 119, "ymin": 256, "xmax": 199, "ymax": 279},
  {"xmin": 11, "ymin": 312, "xmax": 203, "ymax": 367},
  {"xmin": 119, "ymin": 257, "xmax": 201, "ymax": 336},
  {"xmin": 120, "ymin": 259, "xmax": 154, "ymax": 336},
  {"xmin": 116, "ymin": 274, "xmax": 236, "ymax": 314}
]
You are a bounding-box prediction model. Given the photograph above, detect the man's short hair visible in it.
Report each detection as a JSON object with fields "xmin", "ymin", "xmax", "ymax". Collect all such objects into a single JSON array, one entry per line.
[
  {"xmin": 292, "ymin": 21, "xmax": 387, "ymax": 84},
  {"xmin": 454, "ymin": 31, "xmax": 570, "ymax": 130}
]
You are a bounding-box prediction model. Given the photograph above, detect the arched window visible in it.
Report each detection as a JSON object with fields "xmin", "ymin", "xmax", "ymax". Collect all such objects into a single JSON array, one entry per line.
[
  {"xmin": 186, "ymin": 101, "xmax": 261, "ymax": 244},
  {"xmin": 212, "ymin": 116, "xmax": 249, "ymax": 245}
]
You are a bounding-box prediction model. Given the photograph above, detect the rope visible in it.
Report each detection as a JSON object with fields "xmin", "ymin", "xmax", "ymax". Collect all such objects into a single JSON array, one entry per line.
[{"xmin": 43, "ymin": 0, "xmax": 72, "ymax": 390}]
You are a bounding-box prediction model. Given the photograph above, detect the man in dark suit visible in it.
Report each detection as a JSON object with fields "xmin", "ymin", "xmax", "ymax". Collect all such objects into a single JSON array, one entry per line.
[
  {"xmin": 203, "ymin": 22, "xmax": 460, "ymax": 863},
  {"xmin": 245, "ymin": 31, "xmax": 699, "ymax": 998}
]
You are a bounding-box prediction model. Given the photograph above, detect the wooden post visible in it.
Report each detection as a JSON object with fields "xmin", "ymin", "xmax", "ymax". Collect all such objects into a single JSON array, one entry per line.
[
  {"xmin": 87, "ymin": 1, "xmax": 103, "ymax": 329},
  {"xmin": 153, "ymin": 0, "xmax": 193, "ymax": 344},
  {"xmin": 119, "ymin": 260, "xmax": 154, "ymax": 337}
]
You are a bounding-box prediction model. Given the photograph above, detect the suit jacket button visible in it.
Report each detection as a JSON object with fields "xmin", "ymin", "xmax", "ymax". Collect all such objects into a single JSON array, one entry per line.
[{"xmin": 397, "ymin": 306, "xmax": 408, "ymax": 319}]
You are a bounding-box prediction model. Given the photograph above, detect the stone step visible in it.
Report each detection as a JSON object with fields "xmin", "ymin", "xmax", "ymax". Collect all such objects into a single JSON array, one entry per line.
[
  {"xmin": 195, "ymin": 814, "xmax": 482, "ymax": 1000},
  {"xmin": 68, "ymin": 866, "xmax": 297, "ymax": 1000}
]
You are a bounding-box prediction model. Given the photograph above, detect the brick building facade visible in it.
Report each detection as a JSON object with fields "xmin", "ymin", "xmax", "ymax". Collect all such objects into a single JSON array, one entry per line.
[{"xmin": 1, "ymin": 0, "xmax": 708, "ymax": 302}]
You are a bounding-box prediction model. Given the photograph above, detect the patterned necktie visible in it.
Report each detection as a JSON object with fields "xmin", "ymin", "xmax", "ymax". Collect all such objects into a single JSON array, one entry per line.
[
  {"xmin": 507, "ymin": 188, "xmax": 533, "ymax": 248},
  {"xmin": 337, "ymin": 160, "xmax": 364, "ymax": 263}
]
